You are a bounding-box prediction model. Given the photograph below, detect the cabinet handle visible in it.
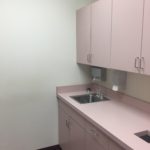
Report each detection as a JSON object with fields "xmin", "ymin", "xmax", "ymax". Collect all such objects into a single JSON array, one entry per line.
[
  {"xmin": 87, "ymin": 54, "xmax": 90, "ymax": 63},
  {"xmin": 68, "ymin": 121, "xmax": 71, "ymax": 129},
  {"xmin": 66, "ymin": 120, "xmax": 70, "ymax": 129},
  {"xmin": 88, "ymin": 129, "xmax": 98, "ymax": 136},
  {"xmin": 140, "ymin": 57, "xmax": 145, "ymax": 70},
  {"xmin": 89, "ymin": 53, "xmax": 92, "ymax": 63},
  {"xmin": 66, "ymin": 120, "xmax": 68, "ymax": 128},
  {"xmin": 134, "ymin": 57, "xmax": 140, "ymax": 69},
  {"xmin": 89, "ymin": 129, "xmax": 94, "ymax": 134},
  {"xmin": 66, "ymin": 120, "xmax": 71, "ymax": 129},
  {"xmin": 87, "ymin": 53, "xmax": 92, "ymax": 63}
]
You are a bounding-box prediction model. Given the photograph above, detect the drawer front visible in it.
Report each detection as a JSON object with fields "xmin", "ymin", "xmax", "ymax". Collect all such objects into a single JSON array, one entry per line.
[
  {"xmin": 86, "ymin": 121, "xmax": 109, "ymax": 150},
  {"xmin": 58, "ymin": 100, "xmax": 86, "ymax": 128},
  {"xmin": 109, "ymin": 140, "xmax": 125, "ymax": 150}
]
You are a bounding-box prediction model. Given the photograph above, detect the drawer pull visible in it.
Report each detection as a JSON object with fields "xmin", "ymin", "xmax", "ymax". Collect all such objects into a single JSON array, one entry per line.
[{"xmin": 88, "ymin": 129, "xmax": 98, "ymax": 136}]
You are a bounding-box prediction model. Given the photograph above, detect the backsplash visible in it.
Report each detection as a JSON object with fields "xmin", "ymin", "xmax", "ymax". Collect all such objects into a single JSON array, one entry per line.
[{"xmin": 99, "ymin": 69, "xmax": 150, "ymax": 103}]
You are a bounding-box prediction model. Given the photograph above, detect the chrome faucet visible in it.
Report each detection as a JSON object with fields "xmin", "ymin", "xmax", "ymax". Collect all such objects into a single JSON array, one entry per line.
[
  {"xmin": 96, "ymin": 89, "xmax": 104, "ymax": 99},
  {"xmin": 86, "ymin": 88, "xmax": 92, "ymax": 103}
]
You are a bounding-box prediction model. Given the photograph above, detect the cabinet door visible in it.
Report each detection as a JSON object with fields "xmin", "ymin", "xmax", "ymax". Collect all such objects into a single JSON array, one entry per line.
[
  {"xmin": 111, "ymin": 0, "xmax": 144, "ymax": 73},
  {"xmin": 109, "ymin": 140, "xmax": 125, "ymax": 150},
  {"xmin": 141, "ymin": 0, "xmax": 150, "ymax": 75},
  {"xmin": 86, "ymin": 132, "xmax": 106, "ymax": 150},
  {"xmin": 76, "ymin": 5, "xmax": 91, "ymax": 65},
  {"xmin": 91, "ymin": 0, "xmax": 112, "ymax": 68},
  {"xmin": 59, "ymin": 106, "xmax": 70, "ymax": 150},
  {"xmin": 70, "ymin": 118, "xmax": 85, "ymax": 150},
  {"xmin": 86, "ymin": 122, "xmax": 109, "ymax": 150}
]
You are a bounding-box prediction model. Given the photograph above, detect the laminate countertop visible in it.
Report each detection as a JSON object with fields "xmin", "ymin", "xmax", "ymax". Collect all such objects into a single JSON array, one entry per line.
[{"xmin": 57, "ymin": 85, "xmax": 150, "ymax": 150}]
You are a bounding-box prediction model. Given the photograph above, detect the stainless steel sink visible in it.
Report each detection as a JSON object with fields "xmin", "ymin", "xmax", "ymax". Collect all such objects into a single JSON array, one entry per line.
[
  {"xmin": 135, "ymin": 130, "xmax": 150, "ymax": 143},
  {"xmin": 70, "ymin": 93, "xmax": 110, "ymax": 104}
]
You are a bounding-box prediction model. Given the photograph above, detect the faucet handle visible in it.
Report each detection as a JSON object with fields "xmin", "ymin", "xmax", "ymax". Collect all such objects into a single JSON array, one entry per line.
[
  {"xmin": 100, "ymin": 92, "xmax": 104, "ymax": 99},
  {"xmin": 86, "ymin": 88, "xmax": 92, "ymax": 94},
  {"xmin": 96, "ymin": 89, "xmax": 105, "ymax": 98}
]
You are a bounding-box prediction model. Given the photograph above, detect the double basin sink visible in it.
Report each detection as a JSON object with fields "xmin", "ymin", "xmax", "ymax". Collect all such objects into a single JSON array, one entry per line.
[{"xmin": 70, "ymin": 93, "xmax": 110, "ymax": 104}]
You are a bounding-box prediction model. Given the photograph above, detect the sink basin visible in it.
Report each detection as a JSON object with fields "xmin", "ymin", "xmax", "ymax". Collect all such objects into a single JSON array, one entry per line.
[
  {"xmin": 70, "ymin": 93, "xmax": 110, "ymax": 104},
  {"xmin": 135, "ymin": 130, "xmax": 150, "ymax": 143}
]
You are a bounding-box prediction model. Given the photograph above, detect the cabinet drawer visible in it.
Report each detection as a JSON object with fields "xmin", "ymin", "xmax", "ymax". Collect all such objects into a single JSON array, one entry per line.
[
  {"xmin": 109, "ymin": 140, "xmax": 125, "ymax": 150},
  {"xmin": 86, "ymin": 121, "xmax": 109, "ymax": 150},
  {"xmin": 58, "ymin": 100, "xmax": 86, "ymax": 128}
]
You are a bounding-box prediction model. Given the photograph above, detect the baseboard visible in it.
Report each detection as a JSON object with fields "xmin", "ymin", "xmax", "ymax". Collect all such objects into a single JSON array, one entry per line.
[{"xmin": 38, "ymin": 145, "xmax": 61, "ymax": 150}]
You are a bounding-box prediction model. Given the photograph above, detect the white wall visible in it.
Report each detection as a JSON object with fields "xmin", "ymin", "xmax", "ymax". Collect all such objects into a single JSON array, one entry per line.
[{"xmin": 0, "ymin": 0, "xmax": 90, "ymax": 149}]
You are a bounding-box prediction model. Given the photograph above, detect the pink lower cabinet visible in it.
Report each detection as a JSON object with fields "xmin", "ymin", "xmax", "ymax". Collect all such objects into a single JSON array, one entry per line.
[
  {"xmin": 58, "ymin": 100, "xmax": 125, "ymax": 150},
  {"xmin": 109, "ymin": 140, "xmax": 125, "ymax": 150},
  {"xmin": 86, "ymin": 121, "xmax": 124, "ymax": 150},
  {"xmin": 85, "ymin": 122, "xmax": 109, "ymax": 150},
  {"xmin": 59, "ymin": 107, "xmax": 70, "ymax": 150},
  {"xmin": 58, "ymin": 100, "xmax": 86, "ymax": 150},
  {"xmin": 86, "ymin": 133, "xmax": 105, "ymax": 150},
  {"xmin": 69, "ymin": 118, "xmax": 85, "ymax": 150}
]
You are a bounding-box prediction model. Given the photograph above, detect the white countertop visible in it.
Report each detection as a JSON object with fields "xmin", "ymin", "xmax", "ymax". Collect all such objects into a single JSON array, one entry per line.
[{"xmin": 57, "ymin": 90, "xmax": 150, "ymax": 150}]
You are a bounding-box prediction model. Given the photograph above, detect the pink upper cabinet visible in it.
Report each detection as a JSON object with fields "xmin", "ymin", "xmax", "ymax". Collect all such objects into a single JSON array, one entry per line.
[
  {"xmin": 91, "ymin": 0, "xmax": 112, "ymax": 68},
  {"xmin": 141, "ymin": 0, "xmax": 150, "ymax": 75},
  {"xmin": 110, "ymin": 0, "xmax": 144, "ymax": 73},
  {"xmin": 76, "ymin": 5, "xmax": 91, "ymax": 65}
]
